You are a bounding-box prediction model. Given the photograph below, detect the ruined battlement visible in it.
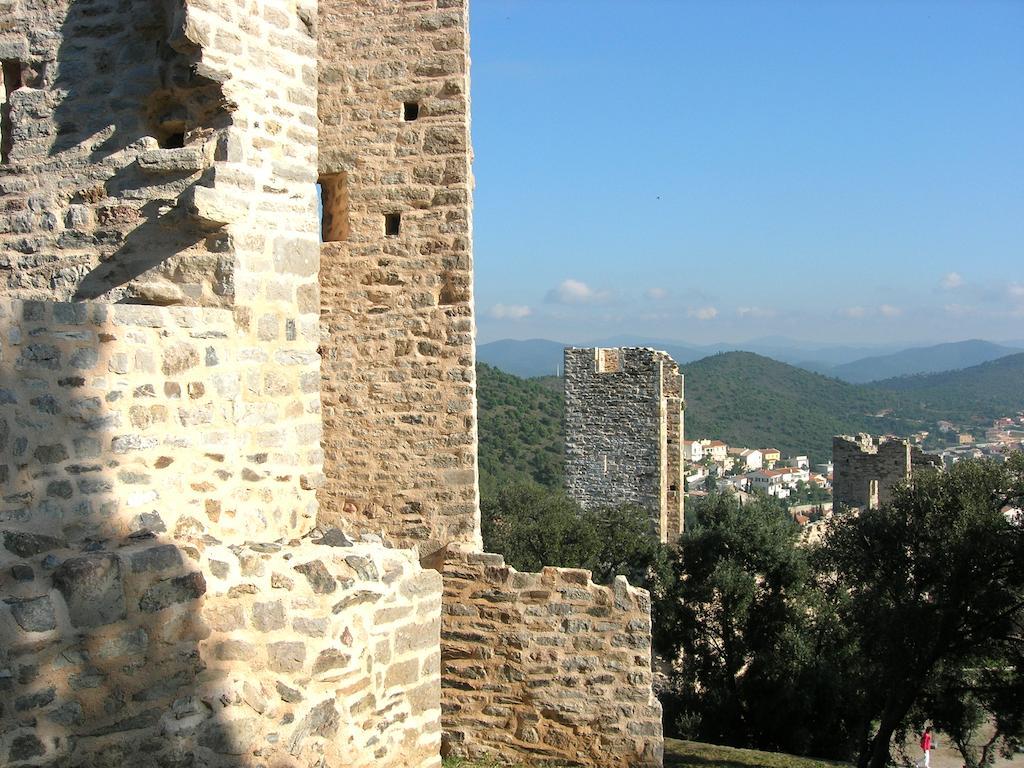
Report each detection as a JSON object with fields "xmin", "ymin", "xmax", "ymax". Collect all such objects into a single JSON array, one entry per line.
[
  {"xmin": 564, "ymin": 346, "xmax": 684, "ymax": 544},
  {"xmin": 833, "ymin": 433, "xmax": 941, "ymax": 510}
]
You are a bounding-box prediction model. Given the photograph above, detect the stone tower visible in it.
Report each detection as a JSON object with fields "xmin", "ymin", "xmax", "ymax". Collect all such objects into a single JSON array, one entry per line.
[
  {"xmin": 564, "ymin": 346, "xmax": 685, "ymax": 543},
  {"xmin": 833, "ymin": 433, "xmax": 941, "ymax": 510},
  {"xmin": 0, "ymin": 3, "xmax": 662, "ymax": 766}
]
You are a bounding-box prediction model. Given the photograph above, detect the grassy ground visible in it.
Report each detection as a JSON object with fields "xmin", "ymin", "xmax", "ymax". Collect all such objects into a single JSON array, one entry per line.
[
  {"xmin": 442, "ymin": 740, "xmax": 849, "ymax": 768},
  {"xmin": 664, "ymin": 739, "xmax": 849, "ymax": 768},
  {"xmin": 443, "ymin": 737, "xmax": 1023, "ymax": 768}
]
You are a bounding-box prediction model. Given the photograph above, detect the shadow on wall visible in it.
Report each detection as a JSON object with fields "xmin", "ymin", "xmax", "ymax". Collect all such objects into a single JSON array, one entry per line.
[
  {"xmin": 0, "ymin": 299, "xmax": 444, "ymax": 766},
  {"xmin": 33, "ymin": 1, "xmax": 233, "ymax": 304},
  {"xmin": 0, "ymin": 298, "xmax": 222, "ymax": 766}
]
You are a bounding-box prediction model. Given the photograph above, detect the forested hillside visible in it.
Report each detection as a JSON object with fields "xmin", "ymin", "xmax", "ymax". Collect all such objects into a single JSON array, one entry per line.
[
  {"xmin": 680, "ymin": 352, "xmax": 892, "ymax": 460},
  {"xmin": 476, "ymin": 352, "xmax": 1024, "ymax": 489},
  {"xmin": 870, "ymin": 353, "xmax": 1024, "ymax": 425},
  {"xmin": 476, "ymin": 364, "xmax": 563, "ymax": 495}
]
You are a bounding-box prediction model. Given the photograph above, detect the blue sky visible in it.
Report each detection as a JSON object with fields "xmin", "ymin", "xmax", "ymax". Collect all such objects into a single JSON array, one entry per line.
[{"xmin": 469, "ymin": 0, "xmax": 1024, "ymax": 346}]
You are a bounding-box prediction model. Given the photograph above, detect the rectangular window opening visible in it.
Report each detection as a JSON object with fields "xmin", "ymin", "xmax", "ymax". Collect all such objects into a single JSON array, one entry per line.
[
  {"xmin": 318, "ymin": 172, "xmax": 349, "ymax": 243},
  {"xmin": 596, "ymin": 348, "xmax": 621, "ymax": 373},
  {"xmin": 403, "ymin": 101, "xmax": 420, "ymax": 121},
  {"xmin": 159, "ymin": 131, "xmax": 185, "ymax": 149},
  {"xmin": 385, "ymin": 212, "xmax": 401, "ymax": 237},
  {"xmin": 1, "ymin": 60, "xmax": 24, "ymax": 165}
]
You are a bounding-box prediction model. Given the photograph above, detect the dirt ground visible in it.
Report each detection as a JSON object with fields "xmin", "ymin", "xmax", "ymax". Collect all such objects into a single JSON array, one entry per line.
[{"xmin": 898, "ymin": 729, "xmax": 1024, "ymax": 768}]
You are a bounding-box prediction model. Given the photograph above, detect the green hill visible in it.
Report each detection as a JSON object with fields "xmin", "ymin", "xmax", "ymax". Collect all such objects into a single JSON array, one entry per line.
[
  {"xmin": 475, "ymin": 352, "xmax": 1024, "ymax": 491},
  {"xmin": 680, "ymin": 352, "xmax": 888, "ymax": 461},
  {"xmin": 476, "ymin": 363, "xmax": 564, "ymax": 494},
  {"xmin": 870, "ymin": 352, "xmax": 1024, "ymax": 425}
]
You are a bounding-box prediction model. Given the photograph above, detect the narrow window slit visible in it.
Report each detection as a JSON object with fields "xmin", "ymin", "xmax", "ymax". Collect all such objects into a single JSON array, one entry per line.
[
  {"xmin": 318, "ymin": 173, "xmax": 349, "ymax": 243},
  {"xmin": 402, "ymin": 101, "xmax": 419, "ymax": 121},
  {"xmin": 1, "ymin": 60, "xmax": 24, "ymax": 164},
  {"xmin": 385, "ymin": 212, "xmax": 401, "ymax": 237}
]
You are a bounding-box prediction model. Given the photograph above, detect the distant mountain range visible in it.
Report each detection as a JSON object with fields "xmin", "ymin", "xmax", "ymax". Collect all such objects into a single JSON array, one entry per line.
[
  {"xmin": 475, "ymin": 351, "xmax": 1024, "ymax": 489},
  {"xmin": 823, "ymin": 340, "xmax": 1023, "ymax": 383},
  {"xmin": 477, "ymin": 338, "xmax": 1023, "ymax": 383}
]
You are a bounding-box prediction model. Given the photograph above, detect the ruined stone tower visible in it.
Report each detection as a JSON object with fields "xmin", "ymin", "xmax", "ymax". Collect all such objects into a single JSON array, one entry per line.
[
  {"xmin": 564, "ymin": 347, "xmax": 685, "ymax": 544},
  {"xmin": 0, "ymin": 3, "xmax": 662, "ymax": 766},
  {"xmin": 833, "ymin": 433, "xmax": 941, "ymax": 510}
]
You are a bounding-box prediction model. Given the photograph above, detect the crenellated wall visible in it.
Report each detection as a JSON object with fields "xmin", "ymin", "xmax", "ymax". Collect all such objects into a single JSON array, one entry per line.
[
  {"xmin": 316, "ymin": 0, "xmax": 480, "ymax": 556},
  {"xmin": 1, "ymin": 2, "xmax": 665, "ymax": 766},
  {"xmin": 832, "ymin": 433, "xmax": 941, "ymax": 510},
  {"xmin": 439, "ymin": 549, "xmax": 664, "ymax": 768}
]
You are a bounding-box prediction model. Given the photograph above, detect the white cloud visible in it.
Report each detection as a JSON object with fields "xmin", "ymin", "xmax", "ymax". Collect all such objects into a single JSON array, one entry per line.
[
  {"xmin": 943, "ymin": 303, "xmax": 975, "ymax": 317},
  {"xmin": 545, "ymin": 279, "xmax": 609, "ymax": 305},
  {"xmin": 878, "ymin": 304, "xmax": 902, "ymax": 318},
  {"xmin": 941, "ymin": 272, "xmax": 964, "ymax": 290},
  {"xmin": 687, "ymin": 306, "xmax": 719, "ymax": 321},
  {"xmin": 488, "ymin": 303, "xmax": 532, "ymax": 320},
  {"xmin": 736, "ymin": 306, "xmax": 777, "ymax": 319},
  {"xmin": 645, "ymin": 287, "xmax": 669, "ymax": 301},
  {"xmin": 1008, "ymin": 282, "xmax": 1024, "ymax": 300},
  {"xmin": 840, "ymin": 306, "xmax": 867, "ymax": 319}
]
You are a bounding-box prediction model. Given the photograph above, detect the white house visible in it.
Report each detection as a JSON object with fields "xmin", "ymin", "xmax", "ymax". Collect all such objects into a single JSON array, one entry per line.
[
  {"xmin": 781, "ymin": 455, "xmax": 809, "ymax": 470},
  {"xmin": 683, "ymin": 440, "xmax": 704, "ymax": 464}
]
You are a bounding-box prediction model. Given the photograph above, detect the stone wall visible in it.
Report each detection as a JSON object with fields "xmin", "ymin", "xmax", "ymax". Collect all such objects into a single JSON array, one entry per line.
[
  {"xmin": 0, "ymin": 298, "xmax": 322, "ymax": 542},
  {"xmin": 317, "ymin": 0, "xmax": 480, "ymax": 556},
  {"xmin": 0, "ymin": 0, "xmax": 319, "ymax": 311},
  {"xmin": 1, "ymin": 535, "xmax": 441, "ymax": 767},
  {"xmin": 832, "ymin": 433, "xmax": 941, "ymax": 510},
  {"xmin": 438, "ymin": 549, "xmax": 663, "ymax": 768},
  {"xmin": 564, "ymin": 347, "xmax": 684, "ymax": 544},
  {"xmin": 0, "ymin": 2, "xmax": 446, "ymax": 766},
  {"xmin": 1, "ymin": 1, "xmax": 669, "ymax": 766}
]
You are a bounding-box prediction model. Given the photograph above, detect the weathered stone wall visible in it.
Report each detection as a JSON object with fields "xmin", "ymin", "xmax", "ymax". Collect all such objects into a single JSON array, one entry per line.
[
  {"xmin": 564, "ymin": 346, "xmax": 684, "ymax": 543},
  {"xmin": 317, "ymin": 0, "xmax": 480, "ymax": 556},
  {"xmin": 0, "ymin": 0, "xmax": 319, "ymax": 310},
  {"xmin": 438, "ymin": 549, "xmax": 663, "ymax": 768},
  {"xmin": 832, "ymin": 433, "xmax": 941, "ymax": 510},
  {"xmin": 0, "ymin": 298, "xmax": 321, "ymax": 542},
  {"xmin": 0, "ymin": 535, "xmax": 441, "ymax": 767},
  {"xmin": 0, "ymin": 3, "xmax": 446, "ymax": 766}
]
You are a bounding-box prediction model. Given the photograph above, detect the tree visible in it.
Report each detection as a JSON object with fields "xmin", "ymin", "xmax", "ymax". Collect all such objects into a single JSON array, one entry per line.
[
  {"xmin": 818, "ymin": 455, "xmax": 1024, "ymax": 768},
  {"xmin": 481, "ymin": 485, "xmax": 670, "ymax": 596},
  {"xmin": 481, "ymin": 483, "xmax": 598, "ymax": 573},
  {"xmin": 661, "ymin": 493, "xmax": 837, "ymax": 752}
]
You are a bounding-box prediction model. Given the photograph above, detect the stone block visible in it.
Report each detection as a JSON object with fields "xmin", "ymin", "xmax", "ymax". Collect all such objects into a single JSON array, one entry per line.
[
  {"xmin": 52, "ymin": 554, "xmax": 126, "ymax": 628},
  {"xmin": 139, "ymin": 571, "xmax": 207, "ymax": 612},
  {"xmin": 5, "ymin": 595, "xmax": 56, "ymax": 632}
]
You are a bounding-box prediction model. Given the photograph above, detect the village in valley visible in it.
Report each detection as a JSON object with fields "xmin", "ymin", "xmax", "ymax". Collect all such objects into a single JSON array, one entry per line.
[{"xmin": 682, "ymin": 411, "xmax": 1024, "ymax": 528}]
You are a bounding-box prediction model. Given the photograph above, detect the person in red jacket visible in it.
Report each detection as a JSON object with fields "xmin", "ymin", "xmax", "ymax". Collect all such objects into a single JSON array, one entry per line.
[{"xmin": 917, "ymin": 726, "xmax": 933, "ymax": 768}]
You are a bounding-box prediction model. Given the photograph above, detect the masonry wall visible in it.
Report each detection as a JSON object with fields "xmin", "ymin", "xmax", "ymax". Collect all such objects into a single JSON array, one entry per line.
[
  {"xmin": 317, "ymin": 0, "xmax": 480, "ymax": 556},
  {"xmin": 0, "ymin": 0, "xmax": 320, "ymax": 311},
  {"xmin": 0, "ymin": 298, "xmax": 321, "ymax": 542},
  {"xmin": 564, "ymin": 347, "xmax": 684, "ymax": 543},
  {"xmin": 832, "ymin": 434, "xmax": 941, "ymax": 510},
  {"xmin": 1, "ymin": 536, "xmax": 441, "ymax": 768},
  {"xmin": 1, "ymin": 2, "xmax": 445, "ymax": 766},
  {"xmin": 438, "ymin": 550, "xmax": 663, "ymax": 768}
]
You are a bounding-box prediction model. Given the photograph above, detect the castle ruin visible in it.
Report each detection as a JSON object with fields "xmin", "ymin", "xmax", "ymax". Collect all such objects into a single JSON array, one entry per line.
[
  {"xmin": 564, "ymin": 347, "xmax": 684, "ymax": 544},
  {"xmin": 0, "ymin": 2, "xmax": 662, "ymax": 766},
  {"xmin": 833, "ymin": 433, "xmax": 941, "ymax": 511}
]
